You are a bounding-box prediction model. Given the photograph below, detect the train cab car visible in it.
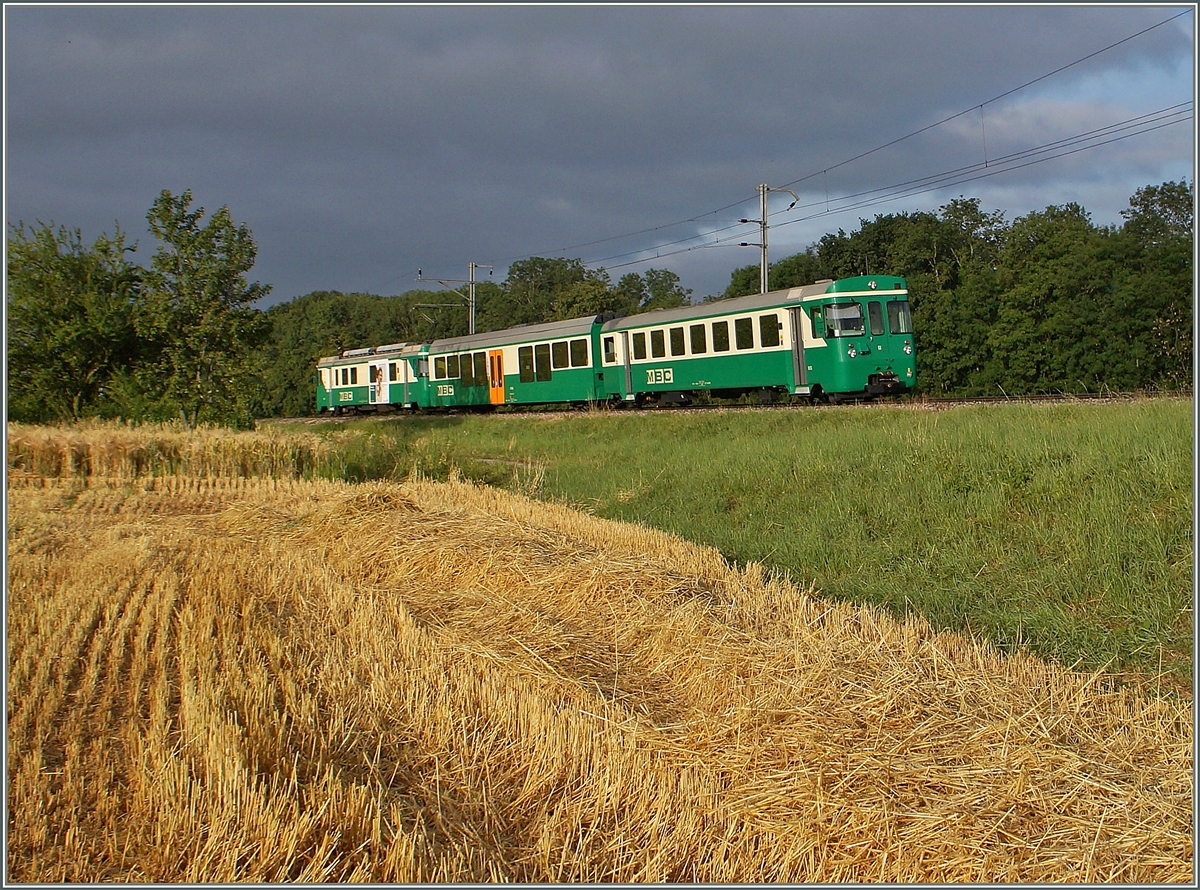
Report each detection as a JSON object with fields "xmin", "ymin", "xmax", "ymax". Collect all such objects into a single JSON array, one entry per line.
[
  {"xmin": 425, "ymin": 315, "xmax": 605, "ymax": 409},
  {"xmin": 316, "ymin": 347, "xmax": 375, "ymax": 414},
  {"xmin": 597, "ymin": 275, "xmax": 914, "ymax": 404},
  {"xmin": 316, "ymin": 343, "xmax": 425, "ymax": 414},
  {"xmin": 804, "ymin": 275, "xmax": 914, "ymax": 400}
]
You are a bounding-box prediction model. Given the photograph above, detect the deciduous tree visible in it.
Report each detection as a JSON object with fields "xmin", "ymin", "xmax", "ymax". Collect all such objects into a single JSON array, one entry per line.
[
  {"xmin": 6, "ymin": 222, "xmax": 141, "ymax": 422},
  {"xmin": 137, "ymin": 189, "xmax": 270, "ymax": 426}
]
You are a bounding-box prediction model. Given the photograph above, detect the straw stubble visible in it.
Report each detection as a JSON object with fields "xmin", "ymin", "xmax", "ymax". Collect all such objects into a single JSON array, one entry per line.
[{"xmin": 5, "ymin": 458, "xmax": 1193, "ymax": 882}]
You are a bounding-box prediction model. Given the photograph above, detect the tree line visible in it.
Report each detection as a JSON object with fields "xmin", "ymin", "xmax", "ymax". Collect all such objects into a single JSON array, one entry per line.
[
  {"xmin": 722, "ymin": 182, "xmax": 1193, "ymax": 396},
  {"xmin": 6, "ymin": 181, "xmax": 1192, "ymax": 425}
]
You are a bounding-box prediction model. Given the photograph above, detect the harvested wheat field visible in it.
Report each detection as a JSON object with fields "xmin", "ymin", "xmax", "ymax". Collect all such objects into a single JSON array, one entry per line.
[{"xmin": 5, "ymin": 428, "xmax": 1195, "ymax": 882}]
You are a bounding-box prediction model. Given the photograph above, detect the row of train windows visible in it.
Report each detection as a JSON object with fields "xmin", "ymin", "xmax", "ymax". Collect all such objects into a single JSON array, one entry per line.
[
  {"xmin": 430, "ymin": 338, "xmax": 591, "ymax": 384},
  {"xmin": 824, "ymin": 300, "xmax": 912, "ymax": 338},
  {"xmin": 600, "ymin": 300, "xmax": 912, "ymax": 362},
  {"xmin": 331, "ymin": 301, "xmax": 912, "ymax": 388},
  {"xmin": 517, "ymin": 339, "xmax": 590, "ymax": 383},
  {"xmin": 433, "ymin": 352, "xmax": 489, "ymax": 385},
  {"xmin": 605, "ymin": 313, "xmax": 783, "ymax": 364},
  {"xmin": 335, "ymin": 363, "xmax": 403, "ymax": 387}
]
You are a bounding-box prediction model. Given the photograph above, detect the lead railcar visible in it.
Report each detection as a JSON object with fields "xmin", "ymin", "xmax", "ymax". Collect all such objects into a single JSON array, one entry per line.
[{"xmin": 597, "ymin": 275, "xmax": 914, "ymax": 405}]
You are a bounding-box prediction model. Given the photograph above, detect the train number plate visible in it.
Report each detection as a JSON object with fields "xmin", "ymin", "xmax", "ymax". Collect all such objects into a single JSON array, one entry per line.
[
  {"xmin": 338, "ymin": 391, "xmax": 354, "ymax": 402},
  {"xmin": 436, "ymin": 384, "xmax": 455, "ymax": 397}
]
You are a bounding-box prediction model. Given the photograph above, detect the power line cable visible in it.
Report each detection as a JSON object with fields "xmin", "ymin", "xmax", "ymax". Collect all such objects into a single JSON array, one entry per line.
[
  {"xmin": 408, "ymin": 9, "xmax": 1193, "ymax": 284},
  {"xmin": 775, "ymin": 8, "xmax": 1193, "ymax": 192},
  {"xmin": 577, "ymin": 103, "xmax": 1191, "ymax": 270},
  {"xmin": 590, "ymin": 105, "xmax": 1192, "ymax": 272}
]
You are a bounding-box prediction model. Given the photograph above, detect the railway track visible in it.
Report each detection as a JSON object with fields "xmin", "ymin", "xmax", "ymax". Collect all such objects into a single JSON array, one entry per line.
[{"xmin": 262, "ymin": 390, "xmax": 1190, "ymax": 426}]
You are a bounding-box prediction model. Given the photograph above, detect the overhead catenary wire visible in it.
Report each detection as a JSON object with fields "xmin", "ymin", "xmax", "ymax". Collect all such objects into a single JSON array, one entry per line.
[
  {"xmin": 408, "ymin": 8, "xmax": 1192, "ymax": 286},
  {"xmin": 585, "ymin": 103, "xmax": 1192, "ymax": 271},
  {"xmin": 588, "ymin": 103, "xmax": 1192, "ymax": 273}
]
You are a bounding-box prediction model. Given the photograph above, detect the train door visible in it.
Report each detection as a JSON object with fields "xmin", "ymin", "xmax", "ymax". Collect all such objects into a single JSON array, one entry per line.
[
  {"xmin": 788, "ymin": 307, "xmax": 808, "ymax": 391},
  {"xmin": 488, "ymin": 350, "xmax": 505, "ymax": 404},
  {"xmin": 621, "ymin": 332, "xmax": 633, "ymax": 395},
  {"xmin": 369, "ymin": 360, "xmax": 389, "ymax": 404}
]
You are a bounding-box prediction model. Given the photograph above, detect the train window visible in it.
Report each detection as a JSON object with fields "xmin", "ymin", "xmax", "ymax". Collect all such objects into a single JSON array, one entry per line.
[
  {"xmin": 350, "ymin": 367, "xmax": 358, "ymax": 385},
  {"xmin": 887, "ymin": 300, "xmax": 913, "ymax": 334},
  {"xmin": 390, "ymin": 362, "xmax": 399, "ymax": 382},
  {"xmin": 633, "ymin": 332, "xmax": 647, "ymax": 360},
  {"xmin": 690, "ymin": 324, "xmax": 707, "ymax": 354},
  {"xmin": 535, "ymin": 344, "xmax": 552, "ymax": 381},
  {"xmin": 810, "ymin": 307, "xmax": 825, "ymax": 338},
  {"xmin": 461, "ymin": 354, "xmax": 475, "ymax": 386},
  {"xmin": 518, "ymin": 346, "xmax": 535, "ymax": 382},
  {"xmin": 603, "ymin": 336, "xmax": 617, "ymax": 364},
  {"xmin": 868, "ymin": 301, "xmax": 885, "ymax": 336},
  {"xmin": 712, "ymin": 320, "xmax": 730, "ymax": 352},
  {"xmin": 339, "ymin": 368, "xmax": 347, "ymax": 386},
  {"xmin": 570, "ymin": 339, "xmax": 588, "ymax": 367},
  {"xmin": 759, "ymin": 314, "xmax": 781, "ymax": 348},
  {"xmin": 434, "ymin": 357, "xmax": 446, "ymax": 379},
  {"xmin": 447, "ymin": 354, "xmax": 460, "ymax": 379},
  {"xmin": 474, "ymin": 352, "xmax": 487, "ymax": 383},
  {"xmin": 735, "ymin": 317, "xmax": 755, "ymax": 350},
  {"xmin": 824, "ymin": 303, "xmax": 865, "ymax": 338},
  {"xmin": 552, "ymin": 341, "xmax": 569, "ymax": 369},
  {"xmin": 669, "ymin": 327, "xmax": 685, "ymax": 356},
  {"xmin": 651, "ymin": 330, "xmax": 666, "ymax": 358}
]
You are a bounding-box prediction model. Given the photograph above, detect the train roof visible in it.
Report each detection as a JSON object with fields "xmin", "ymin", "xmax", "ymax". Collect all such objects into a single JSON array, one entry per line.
[
  {"xmin": 429, "ymin": 314, "xmax": 604, "ymax": 353},
  {"xmin": 316, "ymin": 341, "xmax": 423, "ymax": 366}
]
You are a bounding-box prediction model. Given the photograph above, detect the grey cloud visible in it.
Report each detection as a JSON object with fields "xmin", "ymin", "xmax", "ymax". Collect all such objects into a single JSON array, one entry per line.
[{"xmin": 5, "ymin": 5, "xmax": 1193, "ymax": 302}]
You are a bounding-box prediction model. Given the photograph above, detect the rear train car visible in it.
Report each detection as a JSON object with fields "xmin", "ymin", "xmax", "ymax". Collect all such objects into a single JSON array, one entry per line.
[{"xmin": 316, "ymin": 342, "xmax": 426, "ymax": 414}]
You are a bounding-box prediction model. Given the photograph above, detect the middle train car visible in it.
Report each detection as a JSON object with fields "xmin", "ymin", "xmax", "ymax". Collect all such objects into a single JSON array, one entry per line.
[{"xmin": 314, "ymin": 274, "xmax": 915, "ymax": 413}]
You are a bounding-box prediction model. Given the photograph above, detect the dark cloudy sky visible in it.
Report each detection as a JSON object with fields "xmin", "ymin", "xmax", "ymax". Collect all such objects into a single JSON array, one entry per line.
[{"xmin": 4, "ymin": 3, "xmax": 1195, "ymax": 306}]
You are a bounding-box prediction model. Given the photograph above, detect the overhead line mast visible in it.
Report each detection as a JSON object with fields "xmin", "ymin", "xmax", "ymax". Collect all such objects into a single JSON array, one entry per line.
[
  {"xmin": 740, "ymin": 184, "xmax": 798, "ymax": 294},
  {"xmin": 416, "ymin": 262, "xmax": 492, "ymax": 334}
]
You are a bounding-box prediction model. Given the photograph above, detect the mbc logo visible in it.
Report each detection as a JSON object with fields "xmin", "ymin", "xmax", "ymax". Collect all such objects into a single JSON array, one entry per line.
[{"xmin": 645, "ymin": 368, "xmax": 674, "ymax": 385}]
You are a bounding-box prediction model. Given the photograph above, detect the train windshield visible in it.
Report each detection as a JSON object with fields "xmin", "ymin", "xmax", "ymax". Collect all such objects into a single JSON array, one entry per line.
[
  {"xmin": 824, "ymin": 302, "xmax": 864, "ymax": 337},
  {"xmin": 887, "ymin": 300, "xmax": 913, "ymax": 334}
]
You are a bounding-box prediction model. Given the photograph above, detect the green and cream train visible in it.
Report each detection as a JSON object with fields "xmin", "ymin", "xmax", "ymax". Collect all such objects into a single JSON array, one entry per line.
[{"xmin": 315, "ymin": 275, "xmax": 915, "ymax": 413}]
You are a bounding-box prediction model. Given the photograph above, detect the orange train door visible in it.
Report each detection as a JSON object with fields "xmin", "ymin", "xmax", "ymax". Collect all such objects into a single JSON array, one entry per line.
[{"xmin": 488, "ymin": 350, "xmax": 505, "ymax": 404}]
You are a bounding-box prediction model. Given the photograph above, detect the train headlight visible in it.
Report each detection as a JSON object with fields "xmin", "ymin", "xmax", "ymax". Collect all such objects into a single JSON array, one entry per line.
[
  {"xmin": 847, "ymin": 345, "xmax": 858, "ymax": 358},
  {"xmin": 903, "ymin": 342, "xmax": 913, "ymax": 355}
]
